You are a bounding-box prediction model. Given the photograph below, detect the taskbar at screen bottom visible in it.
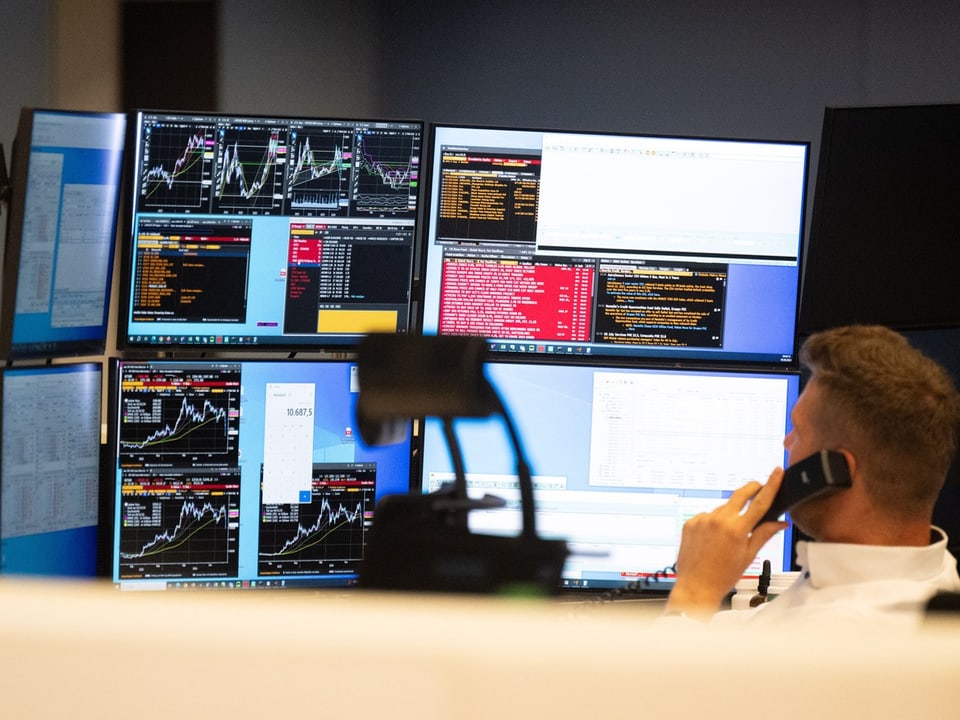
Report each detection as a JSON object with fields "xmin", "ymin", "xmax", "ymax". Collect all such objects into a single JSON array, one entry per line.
[
  {"xmin": 123, "ymin": 334, "xmax": 373, "ymax": 349},
  {"xmin": 115, "ymin": 576, "xmax": 360, "ymax": 591},
  {"xmin": 486, "ymin": 340, "xmax": 794, "ymax": 366},
  {"xmin": 560, "ymin": 576, "xmax": 674, "ymax": 594}
]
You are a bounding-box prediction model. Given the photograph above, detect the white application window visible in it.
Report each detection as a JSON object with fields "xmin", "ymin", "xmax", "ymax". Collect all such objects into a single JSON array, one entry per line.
[{"xmin": 588, "ymin": 371, "xmax": 789, "ymax": 491}]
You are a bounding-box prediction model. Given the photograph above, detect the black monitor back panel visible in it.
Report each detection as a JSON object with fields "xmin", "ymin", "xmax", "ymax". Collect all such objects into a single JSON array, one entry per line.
[{"xmin": 800, "ymin": 103, "xmax": 960, "ymax": 333}]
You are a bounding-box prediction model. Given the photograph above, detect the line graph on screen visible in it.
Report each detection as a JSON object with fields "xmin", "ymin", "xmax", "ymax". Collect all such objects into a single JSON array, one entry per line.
[
  {"xmin": 214, "ymin": 127, "xmax": 285, "ymax": 213},
  {"xmin": 258, "ymin": 472, "xmax": 374, "ymax": 575},
  {"xmin": 118, "ymin": 474, "xmax": 240, "ymax": 577},
  {"xmin": 139, "ymin": 124, "xmax": 213, "ymax": 211},
  {"xmin": 286, "ymin": 132, "xmax": 351, "ymax": 213},
  {"xmin": 120, "ymin": 394, "xmax": 235, "ymax": 460},
  {"xmin": 351, "ymin": 131, "xmax": 419, "ymax": 215}
]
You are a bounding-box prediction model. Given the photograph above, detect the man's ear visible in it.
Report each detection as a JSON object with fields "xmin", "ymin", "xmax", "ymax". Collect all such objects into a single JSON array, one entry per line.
[{"xmin": 836, "ymin": 448, "xmax": 857, "ymax": 484}]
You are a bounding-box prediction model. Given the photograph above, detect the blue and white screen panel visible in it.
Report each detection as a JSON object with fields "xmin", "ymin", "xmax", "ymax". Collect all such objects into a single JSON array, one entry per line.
[
  {"xmin": 420, "ymin": 361, "xmax": 801, "ymax": 591},
  {"xmin": 107, "ymin": 358, "xmax": 414, "ymax": 590},
  {"xmin": 1, "ymin": 363, "xmax": 102, "ymax": 576},
  {"xmin": 420, "ymin": 125, "xmax": 809, "ymax": 366},
  {"xmin": 120, "ymin": 111, "xmax": 422, "ymax": 352}
]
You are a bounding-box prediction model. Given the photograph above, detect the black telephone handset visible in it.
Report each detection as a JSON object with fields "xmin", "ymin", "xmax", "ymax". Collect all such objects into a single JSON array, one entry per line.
[
  {"xmin": 753, "ymin": 449, "xmax": 852, "ymax": 528},
  {"xmin": 599, "ymin": 450, "xmax": 851, "ymax": 603}
]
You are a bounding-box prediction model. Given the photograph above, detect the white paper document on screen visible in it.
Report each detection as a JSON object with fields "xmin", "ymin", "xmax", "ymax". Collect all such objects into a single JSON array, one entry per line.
[
  {"xmin": 261, "ymin": 383, "xmax": 315, "ymax": 504},
  {"xmin": 51, "ymin": 183, "xmax": 116, "ymax": 327},
  {"xmin": 536, "ymin": 132, "xmax": 805, "ymax": 262},
  {"xmin": 588, "ymin": 371, "xmax": 789, "ymax": 490}
]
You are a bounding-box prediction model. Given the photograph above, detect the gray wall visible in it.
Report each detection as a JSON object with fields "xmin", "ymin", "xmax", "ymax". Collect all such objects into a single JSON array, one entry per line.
[
  {"xmin": 217, "ymin": 0, "xmax": 382, "ymax": 118},
  {"xmin": 4, "ymin": 1, "xmax": 960, "ymax": 163},
  {"xmin": 375, "ymin": 1, "xmax": 960, "ymax": 136},
  {"xmin": 0, "ymin": 1, "xmax": 51, "ymax": 159}
]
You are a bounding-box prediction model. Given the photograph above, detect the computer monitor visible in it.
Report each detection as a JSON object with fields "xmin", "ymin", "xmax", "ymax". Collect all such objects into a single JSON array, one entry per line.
[
  {"xmin": 418, "ymin": 124, "xmax": 809, "ymax": 366},
  {"xmin": 104, "ymin": 357, "xmax": 414, "ymax": 590},
  {"xmin": 0, "ymin": 108, "xmax": 126, "ymax": 359},
  {"xmin": 418, "ymin": 360, "xmax": 801, "ymax": 592},
  {"xmin": 118, "ymin": 110, "xmax": 423, "ymax": 352},
  {"xmin": 1, "ymin": 362, "xmax": 102, "ymax": 577},
  {"xmin": 799, "ymin": 103, "xmax": 960, "ymax": 333}
]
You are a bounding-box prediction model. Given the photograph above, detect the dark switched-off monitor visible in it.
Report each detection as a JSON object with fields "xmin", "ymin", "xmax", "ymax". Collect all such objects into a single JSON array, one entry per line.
[
  {"xmin": 419, "ymin": 124, "xmax": 809, "ymax": 366},
  {"xmin": 118, "ymin": 110, "xmax": 423, "ymax": 352},
  {"xmin": 418, "ymin": 360, "xmax": 801, "ymax": 592},
  {"xmin": 800, "ymin": 103, "xmax": 960, "ymax": 333},
  {"xmin": 0, "ymin": 109, "xmax": 126, "ymax": 359},
  {"xmin": 103, "ymin": 358, "xmax": 414, "ymax": 590}
]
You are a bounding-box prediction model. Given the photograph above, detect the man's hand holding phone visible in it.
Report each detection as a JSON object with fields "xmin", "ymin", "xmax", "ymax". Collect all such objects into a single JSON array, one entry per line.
[
  {"xmin": 664, "ymin": 451, "xmax": 852, "ymax": 617},
  {"xmin": 664, "ymin": 468, "xmax": 789, "ymax": 618}
]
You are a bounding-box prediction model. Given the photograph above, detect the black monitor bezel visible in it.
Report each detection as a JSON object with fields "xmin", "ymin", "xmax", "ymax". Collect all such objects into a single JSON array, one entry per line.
[
  {"xmin": 0, "ymin": 141, "xmax": 8, "ymax": 194},
  {"xmin": 415, "ymin": 121, "xmax": 811, "ymax": 370},
  {"xmin": 412, "ymin": 352, "xmax": 802, "ymax": 594},
  {"xmin": 0, "ymin": 107, "xmax": 126, "ymax": 360},
  {"xmin": 116, "ymin": 109, "xmax": 426, "ymax": 355},
  {"xmin": 100, "ymin": 354, "xmax": 419, "ymax": 591}
]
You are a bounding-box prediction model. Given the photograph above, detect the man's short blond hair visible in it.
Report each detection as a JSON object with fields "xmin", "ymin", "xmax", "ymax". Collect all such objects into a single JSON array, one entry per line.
[{"xmin": 800, "ymin": 325, "xmax": 960, "ymax": 517}]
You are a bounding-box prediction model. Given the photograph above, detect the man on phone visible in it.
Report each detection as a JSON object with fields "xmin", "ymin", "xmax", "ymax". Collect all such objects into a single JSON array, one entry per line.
[{"xmin": 663, "ymin": 325, "xmax": 960, "ymax": 627}]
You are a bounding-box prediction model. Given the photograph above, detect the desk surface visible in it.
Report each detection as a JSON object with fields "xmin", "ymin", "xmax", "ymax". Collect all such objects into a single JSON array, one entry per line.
[{"xmin": 1, "ymin": 578, "xmax": 959, "ymax": 719}]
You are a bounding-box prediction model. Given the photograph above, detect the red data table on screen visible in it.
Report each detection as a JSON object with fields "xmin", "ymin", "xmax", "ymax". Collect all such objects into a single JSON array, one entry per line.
[{"xmin": 439, "ymin": 256, "xmax": 594, "ymax": 341}]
